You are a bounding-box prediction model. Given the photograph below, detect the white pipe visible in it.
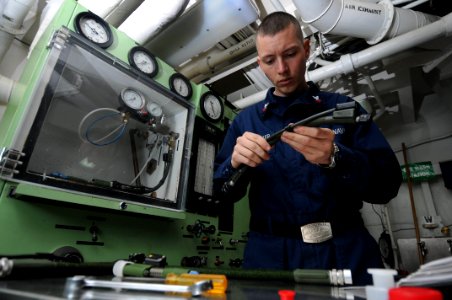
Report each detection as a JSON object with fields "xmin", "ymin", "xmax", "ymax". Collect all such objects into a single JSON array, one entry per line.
[
  {"xmin": 118, "ymin": 0, "xmax": 190, "ymax": 44},
  {"xmin": 0, "ymin": 0, "xmax": 35, "ymax": 61},
  {"xmin": 307, "ymin": 13, "xmax": 452, "ymax": 82},
  {"xmin": 234, "ymin": 13, "xmax": 452, "ymax": 109},
  {"xmin": 178, "ymin": 35, "xmax": 256, "ymax": 79},
  {"xmin": 292, "ymin": 0, "xmax": 439, "ymax": 45},
  {"xmin": 0, "ymin": 74, "xmax": 14, "ymax": 106},
  {"xmin": 403, "ymin": 0, "xmax": 428, "ymax": 9},
  {"xmin": 77, "ymin": 0, "xmax": 124, "ymax": 19},
  {"xmin": 383, "ymin": 205, "xmax": 400, "ymax": 269}
]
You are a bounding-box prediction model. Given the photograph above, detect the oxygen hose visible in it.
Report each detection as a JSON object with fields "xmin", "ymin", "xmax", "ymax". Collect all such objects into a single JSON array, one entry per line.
[
  {"xmin": 221, "ymin": 102, "xmax": 371, "ymax": 193},
  {"xmin": 113, "ymin": 260, "xmax": 353, "ymax": 286}
]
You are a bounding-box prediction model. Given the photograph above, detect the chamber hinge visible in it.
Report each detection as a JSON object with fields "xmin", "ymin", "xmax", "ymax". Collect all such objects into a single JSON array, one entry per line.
[
  {"xmin": 47, "ymin": 27, "xmax": 71, "ymax": 50},
  {"xmin": 0, "ymin": 147, "xmax": 25, "ymax": 178}
]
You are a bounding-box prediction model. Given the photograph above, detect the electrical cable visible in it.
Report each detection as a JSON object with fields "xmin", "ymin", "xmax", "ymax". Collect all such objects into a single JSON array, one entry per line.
[{"xmin": 221, "ymin": 103, "xmax": 371, "ymax": 193}]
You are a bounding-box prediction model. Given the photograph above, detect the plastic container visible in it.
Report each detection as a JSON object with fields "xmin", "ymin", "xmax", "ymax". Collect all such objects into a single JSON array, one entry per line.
[
  {"xmin": 278, "ymin": 289, "xmax": 296, "ymax": 300},
  {"xmin": 389, "ymin": 287, "xmax": 443, "ymax": 300}
]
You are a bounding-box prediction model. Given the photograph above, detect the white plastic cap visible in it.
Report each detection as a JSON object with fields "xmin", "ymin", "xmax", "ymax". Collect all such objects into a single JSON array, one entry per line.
[
  {"xmin": 112, "ymin": 260, "xmax": 133, "ymax": 277},
  {"xmin": 368, "ymin": 268, "xmax": 398, "ymax": 288}
]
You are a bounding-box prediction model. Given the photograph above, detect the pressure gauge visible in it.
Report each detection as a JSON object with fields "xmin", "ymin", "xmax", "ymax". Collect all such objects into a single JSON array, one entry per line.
[
  {"xmin": 74, "ymin": 11, "xmax": 113, "ymax": 49},
  {"xmin": 169, "ymin": 73, "xmax": 192, "ymax": 100},
  {"xmin": 128, "ymin": 46, "xmax": 159, "ymax": 78},
  {"xmin": 119, "ymin": 88, "xmax": 146, "ymax": 111},
  {"xmin": 146, "ymin": 102, "xmax": 163, "ymax": 118},
  {"xmin": 200, "ymin": 91, "xmax": 224, "ymax": 122}
]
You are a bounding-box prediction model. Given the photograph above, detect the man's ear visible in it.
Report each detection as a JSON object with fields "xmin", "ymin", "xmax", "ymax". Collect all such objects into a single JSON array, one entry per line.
[{"xmin": 303, "ymin": 39, "xmax": 310, "ymax": 55}]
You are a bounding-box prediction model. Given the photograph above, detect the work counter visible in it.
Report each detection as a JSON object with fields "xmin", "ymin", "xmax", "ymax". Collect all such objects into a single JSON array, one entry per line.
[{"xmin": 0, "ymin": 277, "xmax": 365, "ymax": 299}]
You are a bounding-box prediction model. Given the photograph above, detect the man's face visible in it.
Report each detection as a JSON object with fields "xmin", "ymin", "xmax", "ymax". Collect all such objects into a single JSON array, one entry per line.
[{"xmin": 256, "ymin": 24, "xmax": 310, "ymax": 97}]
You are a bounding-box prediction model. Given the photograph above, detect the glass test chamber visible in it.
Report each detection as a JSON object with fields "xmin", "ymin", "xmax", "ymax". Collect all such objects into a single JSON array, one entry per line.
[{"xmin": 4, "ymin": 27, "xmax": 194, "ymax": 211}]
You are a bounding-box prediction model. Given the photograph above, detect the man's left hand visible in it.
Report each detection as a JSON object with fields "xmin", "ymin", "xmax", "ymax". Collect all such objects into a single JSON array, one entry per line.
[{"xmin": 280, "ymin": 126, "xmax": 335, "ymax": 165}]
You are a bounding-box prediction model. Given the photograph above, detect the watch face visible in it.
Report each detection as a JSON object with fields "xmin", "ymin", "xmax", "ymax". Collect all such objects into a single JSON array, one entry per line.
[
  {"xmin": 169, "ymin": 73, "xmax": 192, "ymax": 100},
  {"xmin": 200, "ymin": 92, "xmax": 224, "ymax": 122},
  {"xmin": 128, "ymin": 46, "xmax": 158, "ymax": 78},
  {"xmin": 74, "ymin": 12, "xmax": 113, "ymax": 49},
  {"xmin": 120, "ymin": 88, "xmax": 145, "ymax": 110}
]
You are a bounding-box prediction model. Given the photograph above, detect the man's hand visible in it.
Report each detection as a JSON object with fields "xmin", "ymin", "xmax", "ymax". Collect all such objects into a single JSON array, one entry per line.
[
  {"xmin": 231, "ymin": 131, "xmax": 272, "ymax": 169},
  {"xmin": 280, "ymin": 126, "xmax": 335, "ymax": 165}
]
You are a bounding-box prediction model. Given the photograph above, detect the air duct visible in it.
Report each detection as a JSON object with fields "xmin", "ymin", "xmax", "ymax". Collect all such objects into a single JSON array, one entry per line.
[
  {"xmin": 0, "ymin": 0, "xmax": 35, "ymax": 61},
  {"xmin": 145, "ymin": 0, "xmax": 259, "ymax": 67},
  {"xmin": 233, "ymin": 12, "xmax": 452, "ymax": 109},
  {"xmin": 292, "ymin": 0, "xmax": 439, "ymax": 45},
  {"xmin": 118, "ymin": 0, "xmax": 190, "ymax": 44},
  {"xmin": 0, "ymin": 74, "xmax": 14, "ymax": 106}
]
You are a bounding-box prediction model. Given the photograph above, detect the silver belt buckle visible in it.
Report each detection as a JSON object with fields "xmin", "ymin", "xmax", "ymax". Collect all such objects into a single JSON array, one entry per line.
[{"xmin": 300, "ymin": 222, "xmax": 333, "ymax": 243}]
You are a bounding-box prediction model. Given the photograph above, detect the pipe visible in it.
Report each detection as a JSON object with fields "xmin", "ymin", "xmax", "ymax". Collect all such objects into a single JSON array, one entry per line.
[
  {"xmin": 178, "ymin": 35, "xmax": 257, "ymax": 79},
  {"xmin": 0, "ymin": 0, "xmax": 35, "ymax": 61},
  {"xmin": 234, "ymin": 7, "xmax": 452, "ymax": 109},
  {"xmin": 118, "ymin": 0, "xmax": 190, "ymax": 44},
  {"xmin": 77, "ymin": 0, "xmax": 124, "ymax": 19},
  {"xmin": 401, "ymin": 142, "xmax": 424, "ymax": 266},
  {"xmin": 292, "ymin": 0, "xmax": 439, "ymax": 45},
  {"xmin": 383, "ymin": 205, "xmax": 399, "ymax": 269},
  {"xmin": 145, "ymin": 0, "xmax": 259, "ymax": 67},
  {"xmin": 0, "ymin": 74, "xmax": 14, "ymax": 106}
]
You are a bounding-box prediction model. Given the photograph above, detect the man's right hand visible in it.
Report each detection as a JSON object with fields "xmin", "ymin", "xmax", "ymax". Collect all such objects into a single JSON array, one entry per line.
[{"xmin": 231, "ymin": 131, "xmax": 272, "ymax": 169}]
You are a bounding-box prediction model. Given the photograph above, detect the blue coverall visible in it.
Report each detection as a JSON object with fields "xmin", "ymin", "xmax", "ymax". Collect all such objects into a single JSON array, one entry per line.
[{"xmin": 213, "ymin": 85, "xmax": 402, "ymax": 285}]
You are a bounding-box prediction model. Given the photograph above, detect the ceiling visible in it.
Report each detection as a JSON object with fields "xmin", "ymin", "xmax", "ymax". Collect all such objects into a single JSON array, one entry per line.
[{"xmin": 6, "ymin": 0, "xmax": 452, "ymax": 127}]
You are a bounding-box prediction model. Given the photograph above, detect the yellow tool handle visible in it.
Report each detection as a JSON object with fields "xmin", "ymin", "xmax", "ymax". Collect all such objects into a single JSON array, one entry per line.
[{"xmin": 165, "ymin": 273, "xmax": 227, "ymax": 294}]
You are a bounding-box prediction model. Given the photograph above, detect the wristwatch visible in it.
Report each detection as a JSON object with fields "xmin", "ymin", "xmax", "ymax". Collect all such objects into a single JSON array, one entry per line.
[{"xmin": 318, "ymin": 142, "xmax": 339, "ymax": 169}]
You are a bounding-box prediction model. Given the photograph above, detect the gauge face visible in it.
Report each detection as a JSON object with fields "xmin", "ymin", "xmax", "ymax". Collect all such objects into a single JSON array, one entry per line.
[
  {"xmin": 200, "ymin": 92, "xmax": 224, "ymax": 122},
  {"xmin": 146, "ymin": 102, "xmax": 163, "ymax": 118},
  {"xmin": 128, "ymin": 46, "xmax": 158, "ymax": 78},
  {"xmin": 169, "ymin": 73, "xmax": 192, "ymax": 100},
  {"xmin": 74, "ymin": 12, "xmax": 113, "ymax": 49},
  {"xmin": 120, "ymin": 88, "xmax": 145, "ymax": 110}
]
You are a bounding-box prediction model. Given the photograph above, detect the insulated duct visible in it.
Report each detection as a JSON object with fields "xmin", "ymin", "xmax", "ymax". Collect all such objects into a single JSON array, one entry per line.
[
  {"xmin": 234, "ymin": 0, "xmax": 449, "ymax": 108},
  {"xmin": 118, "ymin": 0, "xmax": 190, "ymax": 44},
  {"xmin": 292, "ymin": 0, "xmax": 439, "ymax": 45},
  {"xmin": 233, "ymin": 12, "xmax": 452, "ymax": 109},
  {"xmin": 178, "ymin": 35, "xmax": 257, "ymax": 80},
  {"xmin": 0, "ymin": 74, "xmax": 14, "ymax": 106},
  {"xmin": 145, "ymin": 0, "xmax": 259, "ymax": 67},
  {"xmin": 0, "ymin": 0, "xmax": 35, "ymax": 61}
]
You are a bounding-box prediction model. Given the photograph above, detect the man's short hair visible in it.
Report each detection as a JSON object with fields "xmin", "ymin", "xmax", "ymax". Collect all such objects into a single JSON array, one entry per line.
[{"xmin": 257, "ymin": 11, "xmax": 304, "ymax": 41}]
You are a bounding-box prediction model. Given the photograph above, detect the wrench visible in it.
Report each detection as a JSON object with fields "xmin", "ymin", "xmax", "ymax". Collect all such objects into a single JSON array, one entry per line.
[{"xmin": 64, "ymin": 275, "xmax": 213, "ymax": 298}]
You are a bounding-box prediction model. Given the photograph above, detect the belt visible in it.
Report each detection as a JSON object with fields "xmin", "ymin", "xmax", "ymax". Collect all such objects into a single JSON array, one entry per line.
[{"xmin": 249, "ymin": 215, "xmax": 364, "ymax": 240}]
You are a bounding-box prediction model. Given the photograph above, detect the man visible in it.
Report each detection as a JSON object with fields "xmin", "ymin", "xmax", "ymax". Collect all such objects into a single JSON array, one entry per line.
[{"xmin": 213, "ymin": 11, "xmax": 402, "ymax": 285}]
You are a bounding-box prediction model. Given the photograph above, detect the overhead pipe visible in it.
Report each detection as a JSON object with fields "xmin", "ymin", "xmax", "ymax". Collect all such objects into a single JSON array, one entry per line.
[
  {"xmin": 145, "ymin": 0, "xmax": 259, "ymax": 67},
  {"xmin": 0, "ymin": 74, "xmax": 14, "ymax": 106},
  {"xmin": 233, "ymin": 12, "xmax": 452, "ymax": 109},
  {"xmin": 77, "ymin": 0, "xmax": 125, "ymax": 19},
  {"xmin": 118, "ymin": 0, "xmax": 190, "ymax": 44},
  {"xmin": 292, "ymin": 0, "xmax": 439, "ymax": 45},
  {"xmin": 178, "ymin": 35, "xmax": 257, "ymax": 80},
  {"xmin": 0, "ymin": 0, "xmax": 35, "ymax": 61}
]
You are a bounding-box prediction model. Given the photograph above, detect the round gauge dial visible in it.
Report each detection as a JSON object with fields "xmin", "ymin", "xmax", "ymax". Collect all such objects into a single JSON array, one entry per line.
[
  {"xmin": 169, "ymin": 73, "xmax": 192, "ymax": 100},
  {"xmin": 146, "ymin": 102, "xmax": 163, "ymax": 118},
  {"xmin": 74, "ymin": 11, "xmax": 113, "ymax": 49},
  {"xmin": 120, "ymin": 88, "xmax": 146, "ymax": 110},
  {"xmin": 128, "ymin": 46, "xmax": 159, "ymax": 78},
  {"xmin": 200, "ymin": 91, "xmax": 224, "ymax": 122}
]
